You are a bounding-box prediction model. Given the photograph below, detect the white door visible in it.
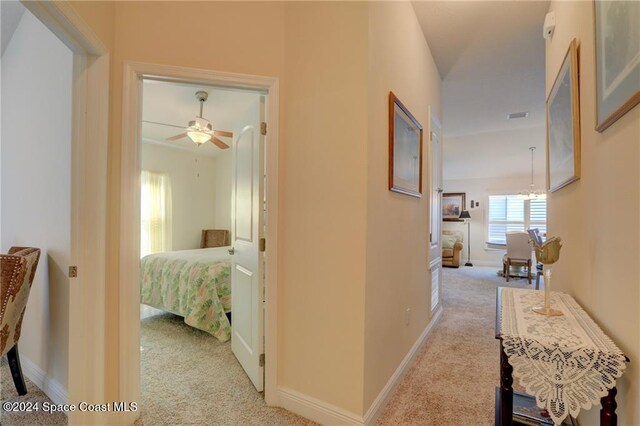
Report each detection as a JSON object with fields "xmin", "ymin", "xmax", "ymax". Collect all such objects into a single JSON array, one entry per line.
[
  {"xmin": 230, "ymin": 96, "xmax": 265, "ymax": 391},
  {"xmin": 429, "ymin": 115, "xmax": 443, "ymax": 261},
  {"xmin": 429, "ymin": 114, "xmax": 443, "ymax": 312}
]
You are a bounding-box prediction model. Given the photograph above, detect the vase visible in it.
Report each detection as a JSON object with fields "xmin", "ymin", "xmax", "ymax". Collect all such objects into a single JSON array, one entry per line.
[{"xmin": 532, "ymin": 266, "xmax": 563, "ymax": 316}]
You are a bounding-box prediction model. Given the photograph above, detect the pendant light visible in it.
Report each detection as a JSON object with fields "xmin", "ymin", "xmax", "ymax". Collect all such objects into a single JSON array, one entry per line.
[{"xmin": 517, "ymin": 147, "xmax": 547, "ymax": 200}]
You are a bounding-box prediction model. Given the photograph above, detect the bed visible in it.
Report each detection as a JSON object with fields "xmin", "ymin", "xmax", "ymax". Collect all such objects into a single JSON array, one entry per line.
[{"xmin": 140, "ymin": 247, "xmax": 232, "ymax": 342}]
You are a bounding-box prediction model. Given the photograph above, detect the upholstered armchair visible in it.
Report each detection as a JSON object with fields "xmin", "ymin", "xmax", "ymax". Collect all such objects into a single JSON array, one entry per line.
[
  {"xmin": 200, "ymin": 229, "xmax": 230, "ymax": 248},
  {"xmin": 503, "ymin": 231, "xmax": 532, "ymax": 284},
  {"xmin": 442, "ymin": 230, "xmax": 464, "ymax": 268},
  {"xmin": 1, "ymin": 247, "xmax": 41, "ymax": 395}
]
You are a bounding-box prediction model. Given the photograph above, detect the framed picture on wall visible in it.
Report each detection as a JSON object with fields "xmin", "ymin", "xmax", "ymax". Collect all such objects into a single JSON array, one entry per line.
[
  {"xmin": 547, "ymin": 39, "xmax": 581, "ymax": 193},
  {"xmin": 442, "ymin": 192, "xmax": 465, "ymax": 221},
  {"xmin": 594, "ymin": 0, "xmax": 640, "ymax": 132},
  {"xmin": 389, "ymin": 92, "xmax": 423, "ymax": 198}
]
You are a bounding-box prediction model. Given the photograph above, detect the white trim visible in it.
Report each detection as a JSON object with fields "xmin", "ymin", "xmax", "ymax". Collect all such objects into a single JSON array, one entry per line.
[
  {"xmin": 120, "ymin": 62, "xmax": 281, "ymax": 418},
  {"xmin": 429, "ymin": 257, "xmax": 442, "ymax": 270},
  {"xmin": 362, "ymin": 307, "xmax": 443, "ymax": 426},
  {"xmin": 21, "ymin": 1, "xmax": 106, "ymax": 55},
  {"xmin": 277, "ymin": 387, "xmax": 362, "ymax": 426},
  {"xmin": 21, "ymin": 355, "xmax": 68, "ymax": 409},
  {"xmin": 19, "ymin": 2, "xmax": 109, "ymax": 425}
]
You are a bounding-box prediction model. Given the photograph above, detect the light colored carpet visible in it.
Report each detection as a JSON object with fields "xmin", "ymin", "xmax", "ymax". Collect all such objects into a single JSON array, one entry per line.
[
  {"xmin": 0, "ymin": 357, "xmax": 67, "ymax": 425},
  {"xmin": 135, "ymin": 311, "xmax": 315, "ymax": 426},
  {"xmin": 378, "ymin": 266, "xmax": 531, "ymax": 425}
]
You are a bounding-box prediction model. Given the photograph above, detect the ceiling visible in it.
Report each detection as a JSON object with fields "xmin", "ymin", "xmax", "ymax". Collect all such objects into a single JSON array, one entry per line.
[
  {"xmin": 142, "ymin": 80, "xmax": 261, "ymax": 157},
  {"xmin": 412, "ymin": 1, "xmax": 550, "ymax": 180}
]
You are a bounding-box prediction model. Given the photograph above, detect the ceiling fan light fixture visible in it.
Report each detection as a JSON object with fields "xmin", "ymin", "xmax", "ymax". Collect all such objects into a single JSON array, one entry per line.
[
  {"xmin": 186, "ymin": 117, "xmax": 213, "ymax": 145},
  {"xmin": 187, "ymin": 130, "xmax": 212, "ymax": 145},
  {"xmin": 162, "ymin": 91, "xmax": 231, "ymax": 148}
]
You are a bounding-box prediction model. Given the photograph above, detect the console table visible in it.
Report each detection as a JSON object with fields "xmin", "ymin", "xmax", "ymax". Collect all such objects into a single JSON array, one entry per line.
[{"xmin": 495, "ymin": 287, "xmax": 629, "ymax": 426}]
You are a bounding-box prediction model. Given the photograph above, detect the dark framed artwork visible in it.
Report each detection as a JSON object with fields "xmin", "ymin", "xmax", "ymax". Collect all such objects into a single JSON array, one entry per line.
[
  {"xmin": 594, "ymin": 0, "xmax": 640, "ymax": 132},
  {"xmin": 547, "ymin": 39, "xmax": 581, "ymax": 193},
  {"xmin": 442, "ymin": 192, "xmax": 465, "ymax": 221},
  {"xmin": 389, "ymin": 92, "xmax": 423, "ymax": 198}
]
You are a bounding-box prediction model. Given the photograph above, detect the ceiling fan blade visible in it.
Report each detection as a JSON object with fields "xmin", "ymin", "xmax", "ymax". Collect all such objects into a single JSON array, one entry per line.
[
  {"xmin": 143, "ymin": 120, "xmax": 186, "ymax": 130},
  {"xmin": 213, "ymin": 130, "xmax": 233, "ymax": 138},
  {"xmin": 211, "ymin": 137, "xmax": 230, "ymax": 149},
  {"xmin": 166, "ymin": 133, "xmax": 188, "ymax": 141}
]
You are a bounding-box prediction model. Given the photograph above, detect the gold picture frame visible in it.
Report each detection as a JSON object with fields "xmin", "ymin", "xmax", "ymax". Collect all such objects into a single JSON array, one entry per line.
[
  {"xmin": 389, "ymin": 92, "xmax": 423, "ymax": 198},
  {"xmin": 442, "ymin": 192, "xmax": 466, "ymax": 222},
  {"xmin": 546, "ymin": 39, "xmax": 581, "ymax": 193}
]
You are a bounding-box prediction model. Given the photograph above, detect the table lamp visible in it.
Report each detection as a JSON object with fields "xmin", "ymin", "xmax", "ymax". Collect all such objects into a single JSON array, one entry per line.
[{"xmin": 459, "ymin": 210, "xmax": 472, "ymax": 267}]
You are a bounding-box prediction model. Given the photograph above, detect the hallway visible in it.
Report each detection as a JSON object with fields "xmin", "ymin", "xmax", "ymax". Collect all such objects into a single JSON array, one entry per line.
[{"xmin": 379, "ymin": 267, "xmax": 530, "ymax": 425}]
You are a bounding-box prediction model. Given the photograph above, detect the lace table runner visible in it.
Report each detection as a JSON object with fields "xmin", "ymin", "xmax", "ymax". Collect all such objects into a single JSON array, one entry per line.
[{"xmin": 499, "ymin": 288, "xmax": 627, "ymax": 425}]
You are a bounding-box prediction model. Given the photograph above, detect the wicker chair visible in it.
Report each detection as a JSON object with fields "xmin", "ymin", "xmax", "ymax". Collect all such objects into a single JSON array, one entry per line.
[
  {"xmin": 200, "ymin": 229, "xmax": 230, "ymax": 248},
  {"xmin": 1, "ymin": 247, "xmax": 41, "ymax": 395}
]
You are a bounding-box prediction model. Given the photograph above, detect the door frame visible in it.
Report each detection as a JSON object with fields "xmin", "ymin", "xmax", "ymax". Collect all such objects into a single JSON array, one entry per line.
[
  {"xmin": 20, "ymin": 1, "xmax": 109, "ymax": 424},
  {"xmin": 120, "ymin": 62, "xmax": 280, "ymax": 419}
]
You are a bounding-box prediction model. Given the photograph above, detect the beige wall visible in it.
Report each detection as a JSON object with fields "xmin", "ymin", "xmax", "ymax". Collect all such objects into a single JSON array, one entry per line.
[
  {"xmin": 281, "ymin": 2, "xmax": 369, "ymax": 413},
  {"xmin": 546, "ymin": 1, "xmax": 640, "ymax": 425},
  {"xmin": 364, "ymin": 1, "xmax": 441, "ymax": 412},
  {"xmin": 68, "ymin": 1, "xmax": 114, "ymax": 51}
]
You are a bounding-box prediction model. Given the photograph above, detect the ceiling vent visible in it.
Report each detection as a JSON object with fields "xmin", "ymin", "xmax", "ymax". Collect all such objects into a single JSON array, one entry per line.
[{"xmin": 506, "ymin": 111, "xmax": 529, "ymax": 120}]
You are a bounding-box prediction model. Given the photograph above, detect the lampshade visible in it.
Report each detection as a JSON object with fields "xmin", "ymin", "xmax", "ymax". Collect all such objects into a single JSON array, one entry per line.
[
  {"xmin": 459, "ymin": 210, "xmax": 471, "ymax": 220},
  {"xmin": 187, "ymin": 131, "xmax": 212, "ymax": 145}
]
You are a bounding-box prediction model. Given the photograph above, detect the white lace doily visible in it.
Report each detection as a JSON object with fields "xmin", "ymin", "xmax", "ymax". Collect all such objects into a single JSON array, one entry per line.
[{"xmin": 499, "ymin": 288, "xmax": 627, "ymax": 425}]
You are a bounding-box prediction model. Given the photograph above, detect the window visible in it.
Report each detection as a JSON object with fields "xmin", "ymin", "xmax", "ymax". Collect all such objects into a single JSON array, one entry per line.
[
  {"xmin": 141, "ymin": 170, "xmax": 172, "ymax": 257},
  {"xmin": 487, "ymin": 195, "xmax": 546, "ymax": 245}
]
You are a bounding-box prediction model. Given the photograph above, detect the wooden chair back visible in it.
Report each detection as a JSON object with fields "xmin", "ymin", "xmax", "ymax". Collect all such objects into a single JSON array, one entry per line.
[{"xmin": 200, "ymin": 230, "xmax": 230, "ymax": 248}]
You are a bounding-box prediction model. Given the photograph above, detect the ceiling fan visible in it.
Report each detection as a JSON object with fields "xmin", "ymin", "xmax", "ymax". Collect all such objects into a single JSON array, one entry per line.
[{"xmin": 143, "ymin": 90, "xmax": 233, "ymax": 149}]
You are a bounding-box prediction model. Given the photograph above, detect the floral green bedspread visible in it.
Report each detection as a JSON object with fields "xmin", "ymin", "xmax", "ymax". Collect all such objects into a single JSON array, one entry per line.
[{"xmin": 140, "ymin": 248, "xmax": 232, "ymax": 342}]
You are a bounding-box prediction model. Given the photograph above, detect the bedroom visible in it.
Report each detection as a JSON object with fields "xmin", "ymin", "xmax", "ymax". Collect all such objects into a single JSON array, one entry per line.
[{"xmin": 138, "ymin": 79, "xmax": 268, "ymax": 423}]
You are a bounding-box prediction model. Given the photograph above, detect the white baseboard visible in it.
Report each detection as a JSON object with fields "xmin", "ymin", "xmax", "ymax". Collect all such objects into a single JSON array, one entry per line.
[
  {"xmin": 278, "ymin": 387, "xmax": 362, "ymax": 425},
  {"xmin": 20, "ymin": 355, "xmax": 68, "ymax": 408},
  {"xmin": 277, "ymin": 307, "xmax": 444, "ymax": 426},
  {"xmin": 362, "ymin": 306, "xmax": 443, "ymax": 425}
]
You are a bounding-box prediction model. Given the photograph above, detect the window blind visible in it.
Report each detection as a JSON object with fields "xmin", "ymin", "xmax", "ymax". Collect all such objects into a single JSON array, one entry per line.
[{"xmin": 487, "ymin": 195, "xmax": 546, "ymax": 244}]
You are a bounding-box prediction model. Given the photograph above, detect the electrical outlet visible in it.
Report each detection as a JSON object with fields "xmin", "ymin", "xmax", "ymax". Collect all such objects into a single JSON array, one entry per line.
[{"xmin": 405, "ymin": 308, "xmax": 411, "ymax": 326}]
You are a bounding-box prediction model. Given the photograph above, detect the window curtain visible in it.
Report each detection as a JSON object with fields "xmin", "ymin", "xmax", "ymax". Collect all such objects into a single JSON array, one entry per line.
[{"xmin": 141, "ymin": 170, "xmax": 172, "ymax": 257}]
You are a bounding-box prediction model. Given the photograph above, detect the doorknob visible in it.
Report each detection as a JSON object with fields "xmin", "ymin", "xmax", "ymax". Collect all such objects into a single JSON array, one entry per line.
[{"xmin": 228, "ymin": 247, "xmax": 235, "ymax": 255}]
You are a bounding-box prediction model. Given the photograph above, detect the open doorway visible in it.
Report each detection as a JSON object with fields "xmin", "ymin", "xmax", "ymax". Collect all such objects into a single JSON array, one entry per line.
[
  {"xmin": 136, "ymin": 79, "xmax": 268, "ymax": 424},
  {"xmin": 1, "ymin": 4, "xmax": 73, "ymax": 424},
  {"xmin": 120, "ymin": 63, "xmax": 280, "ymax": 424},
  {"xmin": 1, "ymin": 2, "xmax": 110, "ymax": 425}
]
